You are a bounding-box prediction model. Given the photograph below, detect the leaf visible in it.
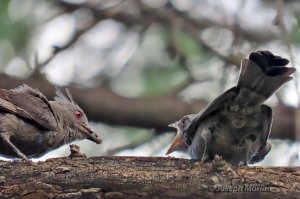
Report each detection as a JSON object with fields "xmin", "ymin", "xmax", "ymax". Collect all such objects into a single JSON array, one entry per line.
[{"xmin": 142, "ymin": 64, "xmax": 186, "ymax": 95}]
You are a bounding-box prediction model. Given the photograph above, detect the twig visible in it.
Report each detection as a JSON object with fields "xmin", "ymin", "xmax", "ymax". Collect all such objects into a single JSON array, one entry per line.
[
  {"xmin": 139, "ymin": 2, "xmax": 244, "ymax": 66},
  {"xmin": 38, "ymin": 0, "xmax": 128, "ymax": 69},
  {"xmin": 37, "ymin": 20, "xmax": 99, "ymax": 68},
  {"xmin": 55, "ymin": 0, "xmax": 244, "ymax": 66}
]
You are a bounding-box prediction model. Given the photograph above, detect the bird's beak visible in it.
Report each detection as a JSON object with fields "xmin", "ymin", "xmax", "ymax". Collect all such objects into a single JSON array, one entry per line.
[
  {"xmin": 168, "ymin": 123, "xmax": 177, "ymax": 129},
  {"xmin": 80, "ymin": 124, "xmax": 102, "ymax": 144},
  {"xmin": 166, "ymin": 134, "xmax": 187, "ymax": 155}
]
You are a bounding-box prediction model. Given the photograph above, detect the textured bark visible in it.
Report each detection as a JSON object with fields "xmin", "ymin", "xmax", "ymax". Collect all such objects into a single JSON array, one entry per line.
[{"xmin": 0, "ymin": 156, "xmax": 299, "ymax": 199}]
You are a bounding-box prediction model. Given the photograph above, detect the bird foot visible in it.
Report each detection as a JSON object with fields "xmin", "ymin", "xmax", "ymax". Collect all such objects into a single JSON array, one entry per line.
[
  {"xmin": 68, "ymin": 144, "xmax": 87, "ymax": 158},
  {"xmin": 238, "ymin": 161, "xmax": 247, "ymax": 167},
  {"xmin": 211, "ymin": 155, "xmax": 232, "ymax": 172},
  {"xmin": 1, "ymin": 134, "xmax": 29, "ymax": 160}
]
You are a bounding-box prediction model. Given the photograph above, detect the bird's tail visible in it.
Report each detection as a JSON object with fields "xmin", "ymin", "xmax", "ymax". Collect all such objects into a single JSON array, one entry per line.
[{"xmin": 236, "ymin": 51, "xmax": 295, "ymax": 105}]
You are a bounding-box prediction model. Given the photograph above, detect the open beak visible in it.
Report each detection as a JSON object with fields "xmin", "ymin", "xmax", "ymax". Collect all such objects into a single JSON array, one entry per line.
[
  {"xmin": 166, "ymin": 133, "xmax": 187, "ymax": 155},
  {"xmin": 80, "ymin": 124, "xmax": 102, "ymax": 144}
]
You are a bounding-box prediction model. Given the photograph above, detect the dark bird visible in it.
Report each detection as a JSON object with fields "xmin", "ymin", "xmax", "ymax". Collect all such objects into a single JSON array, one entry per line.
[
  {"xmin": 166, "ymin": 51, "xmax": 296, "ymax": 166},
  {"xmin": 0, "ymin": 85, "xmax": 102, "ymax": 159}
]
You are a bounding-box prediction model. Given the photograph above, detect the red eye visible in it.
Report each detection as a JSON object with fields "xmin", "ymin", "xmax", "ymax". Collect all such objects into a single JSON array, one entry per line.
[{"xmin": 75, "ymin": 110, "xmax": 82, "ymax": 119}]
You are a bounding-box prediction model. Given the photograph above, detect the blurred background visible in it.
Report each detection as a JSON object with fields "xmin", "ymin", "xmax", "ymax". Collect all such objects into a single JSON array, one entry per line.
[{"xmin": 0, "ymin": 0, "xmax": 299, "ymax": 166}]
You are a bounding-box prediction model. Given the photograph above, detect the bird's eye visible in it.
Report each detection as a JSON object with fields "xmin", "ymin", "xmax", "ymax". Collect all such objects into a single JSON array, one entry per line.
[{"xmin": 75, "ymin": 110, "xmax": 82, "ymax": 119}]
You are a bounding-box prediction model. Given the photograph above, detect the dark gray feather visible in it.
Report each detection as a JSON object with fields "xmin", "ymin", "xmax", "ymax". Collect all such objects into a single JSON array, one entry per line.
[
  {"xmin": 54, "ymin": 87, "xmax": 77, "ymax": 106},
  {"xmin": 249, "ymin": 105, "xmax": 272, "ymax": 163},
  {"xmin": 0, "ymin": 85, "xmax": 57, "ymax": 131},
  {"xmin": 184, "ymin": 87, "xmax": 237, "ymax": 145}
]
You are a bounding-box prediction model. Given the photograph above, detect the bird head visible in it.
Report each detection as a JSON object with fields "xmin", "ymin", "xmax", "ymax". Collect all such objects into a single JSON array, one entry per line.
[
  {"xmin": 53, "ymin": 88, "xmax": 102, "ymax": 144},
  {"xmin": 168, "ymin": 114, "xmax": 196, "ymax": 132},
  {"xmin": 166, "ymin": 114, "xmax": 196, "ymax": 155}
]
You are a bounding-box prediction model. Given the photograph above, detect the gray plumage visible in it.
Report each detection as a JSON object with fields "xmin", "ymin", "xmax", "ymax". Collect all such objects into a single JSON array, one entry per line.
[
  {"xmin": 167, "ymin": 51, "xmax": 295, "ymax": 166},
  {"xmin": 166, "ymin": 114, "xmax": 196, "ymax": 155},
  {"xmin": 0, "ymin": 85, "xmax": 102, "ymax": 159}
]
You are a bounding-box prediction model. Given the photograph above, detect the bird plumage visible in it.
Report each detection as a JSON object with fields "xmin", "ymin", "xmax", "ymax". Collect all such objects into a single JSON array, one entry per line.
[
  {"xmin": 167, "ymin": 51, "xmax": 295, "ymax": 166},
  {"xmin": 166, "ymin": 114, "xmax": 196, "ymax": 155},
  {"xmin": 0, "ymin": 85, "xmax": 102, "ymax": 159}
]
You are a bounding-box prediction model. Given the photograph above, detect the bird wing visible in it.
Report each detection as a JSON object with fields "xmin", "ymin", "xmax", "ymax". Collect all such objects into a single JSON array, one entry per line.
[
  {"xmin": 0, "ymin": 85, "xmax": 57, "ymax": 131},
  {"xmin": 184, "ymin": 87, "xmax": 237, "ymax": 145},
  {"xmin": 249, "ymin": 105, "xmax": 272, "ymax": 163}
]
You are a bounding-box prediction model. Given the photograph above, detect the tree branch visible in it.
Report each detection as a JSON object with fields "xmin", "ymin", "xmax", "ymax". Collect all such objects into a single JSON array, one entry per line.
[{"xmin": 0, "ymin": 156, "xmax": 299, "ymax": 198}]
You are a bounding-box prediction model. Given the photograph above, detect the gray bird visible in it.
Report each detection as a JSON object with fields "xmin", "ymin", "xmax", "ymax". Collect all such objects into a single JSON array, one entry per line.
[
  {"xmin": 166, "ymin": 114, "xmax": 196, "ymax": 155},
  {"xmin": 166, "ymin": 51, "xmax": 295, "ymax": 166},
  {"xmin": 0, "ymin": 85, "xmax": 102, "ymax": 159}
]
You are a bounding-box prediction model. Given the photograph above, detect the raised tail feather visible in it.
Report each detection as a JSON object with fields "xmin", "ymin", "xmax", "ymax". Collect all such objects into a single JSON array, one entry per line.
[{"xmin": 237, "ymin": 51, "xmax": 295, "ymax": 103}]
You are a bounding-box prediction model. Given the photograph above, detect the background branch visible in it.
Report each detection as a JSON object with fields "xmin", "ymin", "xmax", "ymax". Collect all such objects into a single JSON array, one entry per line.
[{"xmin": 0, "ymin": 73, "xmax": 296, "ymax": 140}]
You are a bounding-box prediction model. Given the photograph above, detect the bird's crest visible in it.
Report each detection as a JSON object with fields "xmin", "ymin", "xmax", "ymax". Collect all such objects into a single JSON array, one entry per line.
[{"xmin": 54, "ymin": 87, "xmax": 77, "ymax": 106}]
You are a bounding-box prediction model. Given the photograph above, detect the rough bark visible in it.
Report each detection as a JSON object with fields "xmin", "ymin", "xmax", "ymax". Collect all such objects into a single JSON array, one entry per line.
[{"xmin": 0, "ymin": 156, "xmax": 299, "ymax": 199}]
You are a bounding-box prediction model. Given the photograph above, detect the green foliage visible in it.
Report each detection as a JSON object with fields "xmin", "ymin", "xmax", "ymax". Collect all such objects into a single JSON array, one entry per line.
[
  {"xmin": 121, "ymin": 127, "xmax": 153, "ymax": 142},
  {"xmin": 173, "ymin": 30, "xmax": 202, "ymax": 59},
  {"xmin": 289, "ymin": 12, "xmax": 300, "ymax": 44},
  {"xmin": 142, "ymin": 63, "xmax": 186, "ymax": 95},
  {"xmin": 289, "ymin": 27, "xmax": 300, "ymax": 45},
  {"xmin": 0, "ymin": 0, "xmax": 30, "ymax": 52},
  {"xmin": 173, "ymin": 30, "xmax": 215, "ymax": 71},
  {"xmin": 141, "ymin": 26, "xmax": 214, "ymax": 96}
]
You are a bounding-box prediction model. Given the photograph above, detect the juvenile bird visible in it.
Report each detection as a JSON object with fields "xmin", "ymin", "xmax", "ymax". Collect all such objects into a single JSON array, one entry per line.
[
  {"xmin": 166, "ymin": 114, "xmax": 196, "ymax": 155},
  {"xmin": 166, "ymin": 51, "xmax": 295, "ymax": 166},
  {"xmin": 0, "ymin": 85, "xmax": 102, "ymax": 159}
]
